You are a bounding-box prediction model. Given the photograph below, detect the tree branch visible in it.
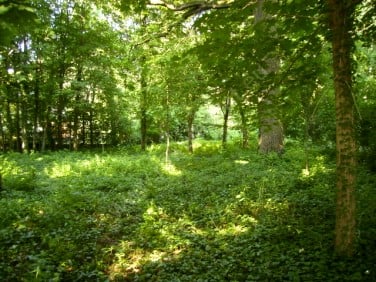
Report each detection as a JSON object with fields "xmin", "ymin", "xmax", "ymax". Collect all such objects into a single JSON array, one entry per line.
[{"xmin": 148, "ymin": 0, "xmax": 233, "ymax": 18}]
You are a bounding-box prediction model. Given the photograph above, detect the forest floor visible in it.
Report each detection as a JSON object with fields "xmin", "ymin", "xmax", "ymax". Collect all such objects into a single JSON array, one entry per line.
[{"xmin": 0, "ymin": 140, "xmax": 375, "ymax": 281}]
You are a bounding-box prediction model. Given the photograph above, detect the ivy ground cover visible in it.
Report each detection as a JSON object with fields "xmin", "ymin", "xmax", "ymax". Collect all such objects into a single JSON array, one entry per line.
[{"xmin": 0, "ymin": 141, "xmax": 375, "ymax": 281}]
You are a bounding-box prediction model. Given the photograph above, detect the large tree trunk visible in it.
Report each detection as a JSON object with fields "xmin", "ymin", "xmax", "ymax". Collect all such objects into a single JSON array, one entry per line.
[
  {"xmin": 255, "ymin": 0, "xmax": 284, "ymax": 154},
  {"xmin": 258, "ymin": 90, "xmax": 284, "ymax": 154},
  {"xmin": 328, "ymin": 0, "xmax": 358, "ymax": 257}
]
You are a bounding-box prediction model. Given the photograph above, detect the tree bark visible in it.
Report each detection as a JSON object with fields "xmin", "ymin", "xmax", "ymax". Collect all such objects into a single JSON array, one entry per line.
[
  {"xmin": 140, "ymin": 58, "xmax": 148, "ymax": 151},
  {"xmin": 328, "ymin": 0, "xmax": 358, "ymax": 257},
  {"xmin": 140, "ymin": 101, "xmax": 148, "ymax": 151},
  {"xmin": 257, "ymin": 91, "xmax": 284, "ymax": 154},
  {"xmin": 32, "ymin": 64, "xmax": 41, "ymax": 151},
  {"xmin": 15, "ymin": 91, "xmax": 22, "ymax": 152},
  {"xmin": 57, "ymin": 75, "xmax": 65, "ymax": 150},
  {"xmin": 187, "ymin": 109, "xmax": 195, "ymax": 153},
  {"xmin": 0, "ymin": 113, "xmax": 4, "ymax": 152},
  {"xmin": 239, "ymin": 105, "xmax": 249, "ymax": 148},
  {"xmin": 255, "ymin": 0, "xmax": 284, "ymax": 154},
  {"xmin": 89, "ymin": 89, "xmax": 96, "ymax": 147},
  {"xmin": 233, "ymin": 93, "xmax": 249, "ymax": 148},
  {"xmin": 72, "ymin": 67, "xmax": 83, "ymax": 151},
  {"xmin": 222, "ymin": 93, "xmax": 231, "ymax": 148}
]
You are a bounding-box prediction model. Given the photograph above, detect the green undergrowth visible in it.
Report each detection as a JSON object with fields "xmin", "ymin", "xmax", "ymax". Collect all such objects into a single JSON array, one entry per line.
[{"xmin": 0, "ymin": 140, "xmax": 375, "ymax": 281}]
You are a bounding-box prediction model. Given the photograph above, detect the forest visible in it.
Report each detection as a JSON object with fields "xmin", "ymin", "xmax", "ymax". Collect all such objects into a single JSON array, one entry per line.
[{"xmin": 0, "ymin": 0, "xmax": 375, "ymax": 281}]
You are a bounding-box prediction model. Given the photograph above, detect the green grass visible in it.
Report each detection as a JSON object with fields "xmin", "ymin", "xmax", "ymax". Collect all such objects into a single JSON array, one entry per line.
[{"xmin": 0, "ymin": 140, "xmax": 375, "ymax": 281}]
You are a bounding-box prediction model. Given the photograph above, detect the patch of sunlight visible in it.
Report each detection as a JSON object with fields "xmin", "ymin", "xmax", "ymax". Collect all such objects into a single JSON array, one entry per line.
[
  {"xmin": 109, "ymin": 241, "xmax": 185, "ymax": 280},
  {"xmin": 234, "ymin": 160, "xmax": 249, "ymax": 165},
  {"xmin": 302, "ymin": 168, "xmax": 310, "ymax": 176},
  {"xmin": 45, "ymin": 163, "xmax": 73, "ymax": 178},
  {"xmin": 263, "ymin": 198, "xmax": 290, "ymax": 213},
  {"xmin": 190, "ymin": 225, "xmax": 207, "ymax": 236},
  {"xmin": 149, "ymin": 250, "xmax": 167, "ymax": 262},
  {"xmin": 300, "ymin": 155, "xmax": 333, "ymax": 178},
  {"xmin": 217, "ymin": 224, "xmax": 249, "ymax": 236},
  {"xmin": 162, "ymin": 163, "xmax": 182, "ymax": 176}
]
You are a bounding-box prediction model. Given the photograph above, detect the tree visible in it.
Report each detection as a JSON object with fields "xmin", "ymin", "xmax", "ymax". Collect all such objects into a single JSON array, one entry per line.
[
  {"xmin": 253, "ymin": 0, "xmax": 283, "ymax": 154},
  {"xmin": 0, "ymin": 0, "xmax": 36, "ymax": 45},
  {"xmin": 327, "ymin": 0, "xmax": 361, "ymax": 257}
]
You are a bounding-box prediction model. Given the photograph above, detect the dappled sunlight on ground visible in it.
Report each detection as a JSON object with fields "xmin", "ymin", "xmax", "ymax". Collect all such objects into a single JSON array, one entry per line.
[
  {"xmin": 0, "ymin": 142, "xmax": 373, "ymax": 281},
  {"xmin": 234, "ymin": 159, "xmax": 249, "ymax": 165},
  {"xmin": 162, "ymin": 163, "xmax": 182, "ymax": 176}
]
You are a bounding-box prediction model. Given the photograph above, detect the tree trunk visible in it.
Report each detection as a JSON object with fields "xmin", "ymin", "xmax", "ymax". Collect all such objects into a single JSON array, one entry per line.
[
  {"xmin": 32, "ymin": 66, "xmax": 40, "ymax": 151},
  {"xmin": 0, "ymin": 112, "xmax": 5, "ymax": 152},
  {"xmin": 140, "ymin": 107, "xmax": 147, "ymax": 151},
  {"xmin": 20, "ymin": 85, "xmax": 30, "ymax": 153},
  {"xmin": 255, "ymin": 0, "xmax": 284, "ymax": 154},
  {"xmin": 234, "ymin": 94, "xmax": 249, "ymax": 148},
  {"xmin": 41, "ymin": 106, "xmax": 53, "ymax": 152},
  {"xmin": 240, "ymin": 115, "xmax": 249, "ymax": 149},
  {"xmin": 187, "ymin": 109, "xmax": 195, "ymax": 153},
  {"xmin": 89, "ymin": 89, "xmax": 96, "ymax": 147},
  {"xmin": 222, "ymin": 93, "xmax": 231, "ymax": 148},
  {"xmin": 81, "ymin": 116, "xmax": 86, "ymax": 147},
  {"xmin": 15, "ymin": 92, "xmax": 22, "ymax": 152},
  {"xmin": 328, "ymin": 0, "xmax": 358, "ymax": 257},
  {"xmin": 258, "ymin": 95, "xmax": 284, "ymax": 154},
  {"xmin": 72, "ymin": 67, "xmax": 83, "ymax": 151},
  {"xmin": 6, "ymin": 99, "xmax": 14, "ymax": 151},
  {"xmin": 57, "ymin": 83, "xmax": 65, "ymax": 149},
  {"xmin": 140, "ymin": 63, "xmax": 148, "ymax": 151}
]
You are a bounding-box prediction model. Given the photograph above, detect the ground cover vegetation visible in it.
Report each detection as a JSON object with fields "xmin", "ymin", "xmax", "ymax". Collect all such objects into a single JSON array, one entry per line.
[
  {"xmin": 0, "ymin": 0, "xmax": 376, "ymax": 280},
  {"xmin": 0, "ymin": 140, "xmax": 375, "ymax": 281}
]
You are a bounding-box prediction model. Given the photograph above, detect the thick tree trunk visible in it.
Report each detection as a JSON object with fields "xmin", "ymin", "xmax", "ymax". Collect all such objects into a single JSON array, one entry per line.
[
  {"xmin": 328, "ymin": 0, "xmax": 358, "ymax": 257},
  {"xmin": 255, "ymin": 0, "xmax": 284, "ymax": 154},
  {"xmin": 258, "ymin": 91, "xmax": 284, "ymax": 154}
]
